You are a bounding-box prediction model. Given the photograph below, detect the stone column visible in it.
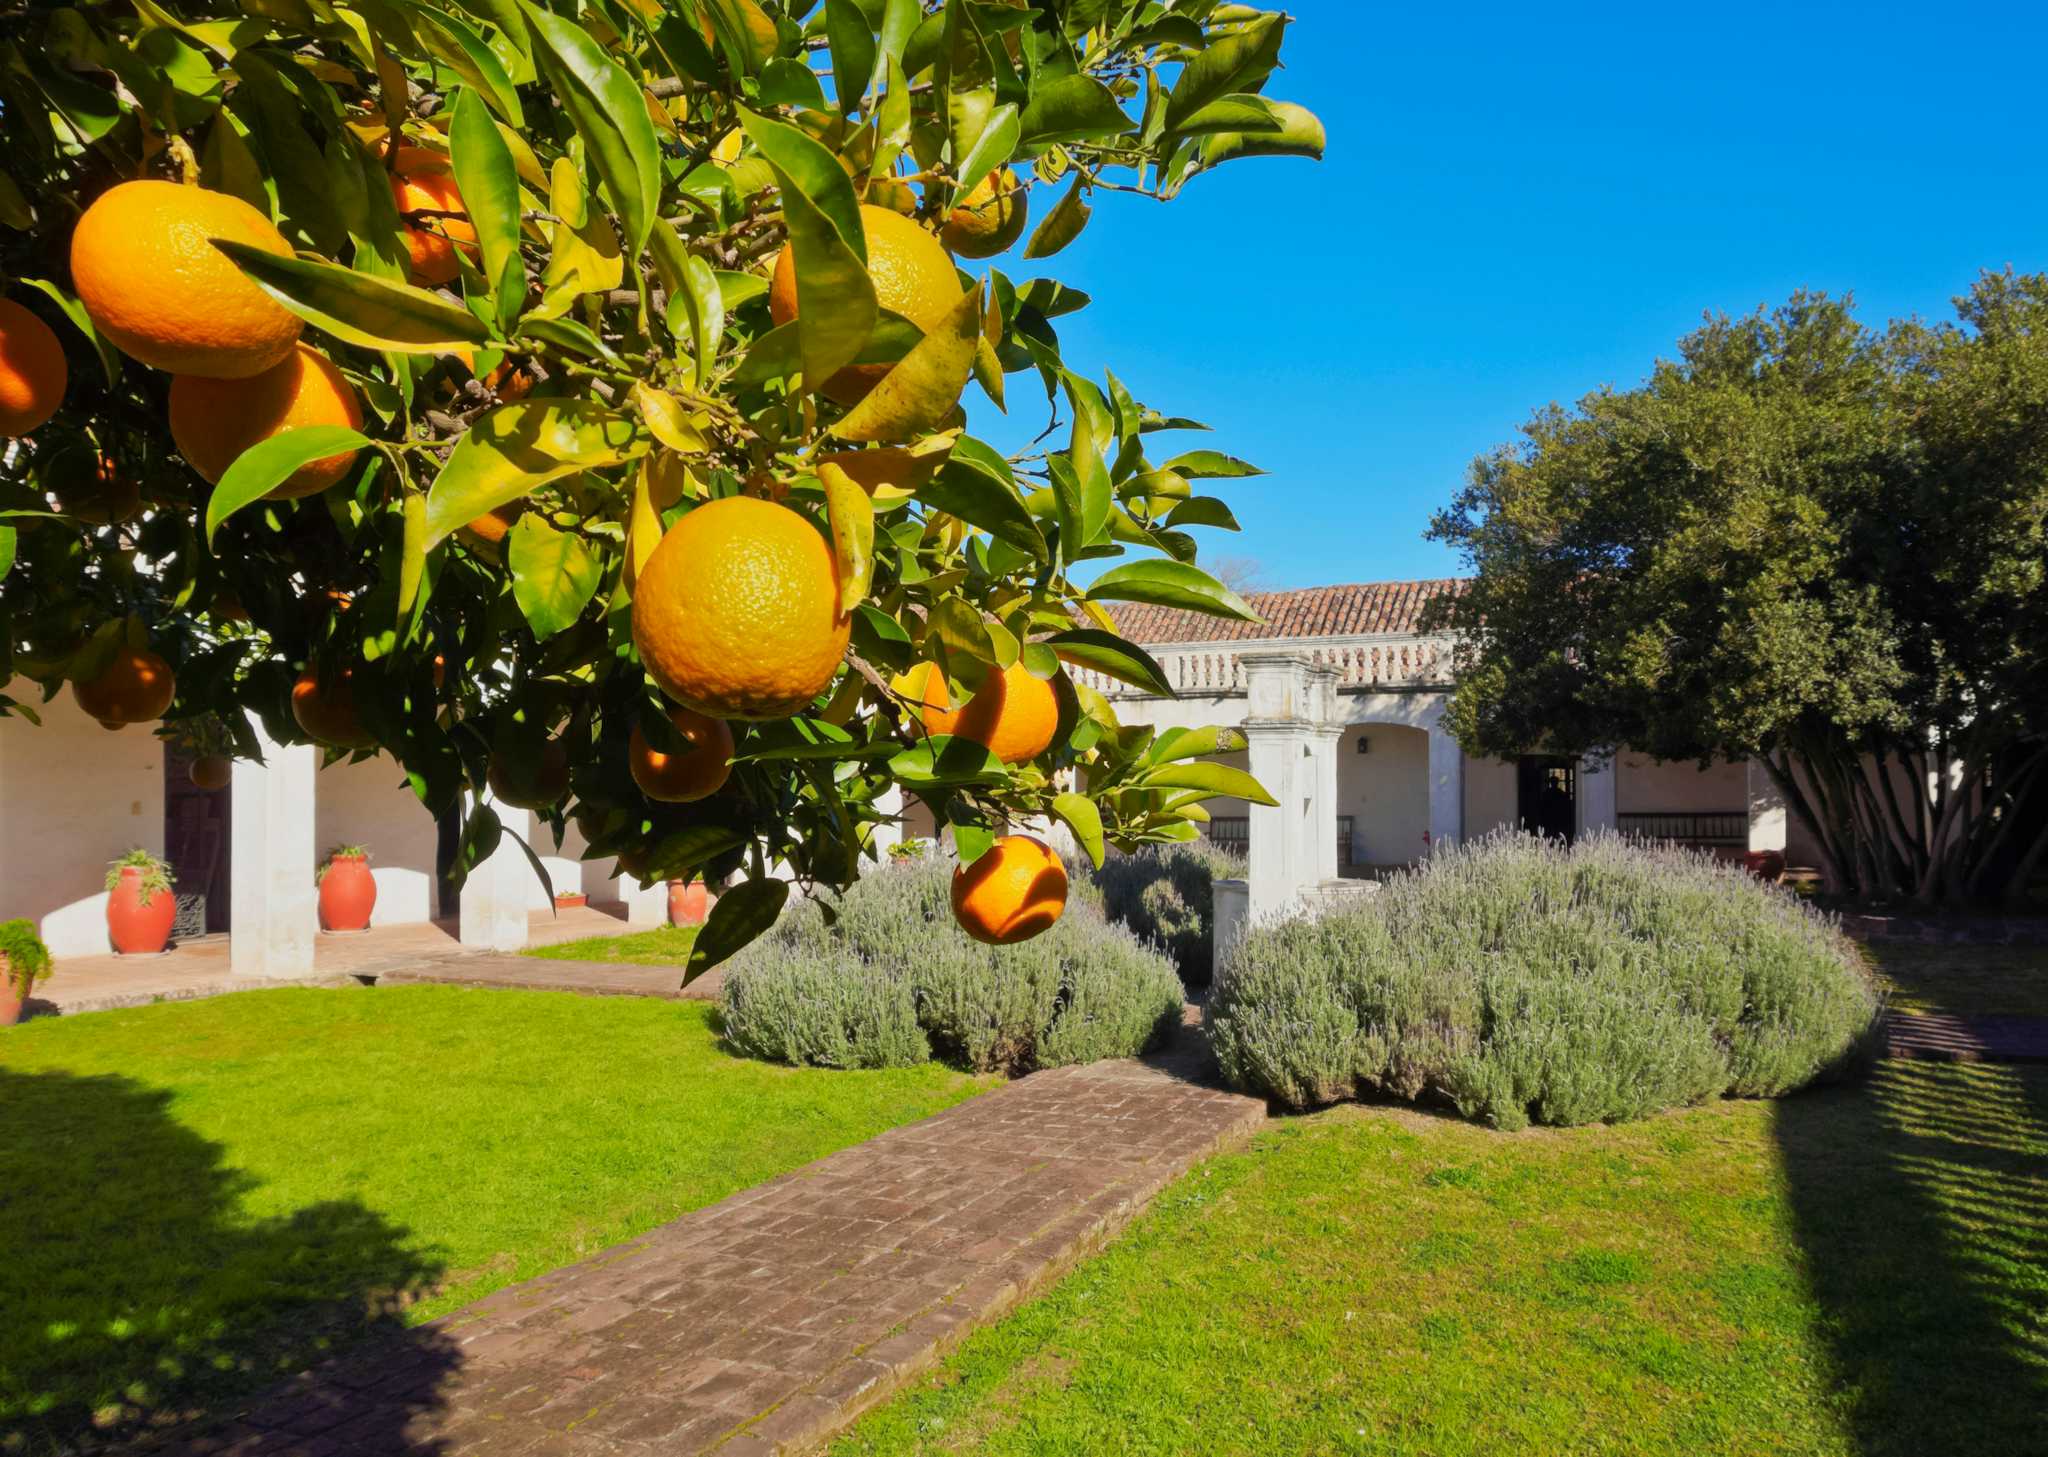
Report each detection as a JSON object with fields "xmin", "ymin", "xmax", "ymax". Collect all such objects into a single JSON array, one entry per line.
[
  {"xmin": 1746, "ymin": 758, "xmax": 1787, "ymax": 853},
  {"xmin": 1424, "ymin": 701, "xmax": 1464, "ymax": 851},
  {"xmin": 1578, "ymin": 754, "xmax": 1618, "ymax": 838},
  {"xmin": 1306, "ymin": 665, "xmax": 1344, "ymax": 883},
  {"xmin": 620, "ymin": 874, "xmax": 669, "ymax": 928},
  {"xmin": 870, "ymin": 782, "xmax": 905, "ymax": 862},
  {"xmin": 231, "ymin": 718, "xmax": 317, "ymax": 979},
  {"xmin": 459, "ymin": 794, "xmax": 533, "ymax": 950},
  {"xmin": 1240, "ymin": 651, "xmax": 1318, "ymax": 919}
]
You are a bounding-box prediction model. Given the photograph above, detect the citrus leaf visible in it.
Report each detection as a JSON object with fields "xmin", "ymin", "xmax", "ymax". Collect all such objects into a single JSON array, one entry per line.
[
  {"xmin": 1139, "ymin": 760, "xmax": 1279, "ymax": 807},
  {"xmin": 423, "ymin": 399, "xmax": 642, "ymax": 547},
  {"xmin": 1086, "ymin": 559, "xmax": 1261, "ymax": 622},
  {"xmin": 213, "ymin": 241, "xmax": 491, "ymax": 353},
  {"xmin": 915, "ymin": 454, "xmax": 1045, "ymax": 558},
  {"xmin": 953, "ymin": 102, "xmax": 1019, "ymax": 202},
  {"xmin": 646, "ymin": 826, "xmax": 749, "ymax": 879},
  {"xmin": 397, "ymin": 493, "xmax": 428, "ymax": 622},
  {"xmin": 949, "ymin": 803, "xmax": 995, "ymax": 865},
  {"xmin": 521, "ymin": 0, "xmax": 661, "ymax": 256},
  {"xmin": 737, "ymin": 107, "xmax": 865, "ymax": 262},
  {"xmin": 448, "ymin": 86, "xmax": 524, "ymax": 334},
  {"xmin": 739, "ymin": 110, "xmax": 875, "ymax": 391},
  {"xmin": 1162, "ymin": 449, "xmax": 1264, "ymax": 478},
  {"xmin": 1022, "ymin": 174, "xmax": 1090, "ymax": 260},
  {"xmin": 20, "ymin": 278, "xmax": 120, "ymax": 386},
  {"xmin": 1046, "ymin": 628, "xmax": 1176, "ymax": 698},
  {"xmin": 1163, "ymin": 495, "xmax": 1242, "ymax": 530},
  {"xmin": 829, "ymin": 281, "xmax": 983, "ymax": 443},
  {"xmin": 701, "ymin": 0, "xmax": 779, "ymax": 75},
  {"xmin": 1018, "ymin": 74, "xmax": 1130, "ymax": 145},
  {"xmin": 1161, "ymin": 12, "xmax": 1284, "ymax": 133},
  {"xmin": 631, "ymin": 382, "xmax": 706, "ymax": 452},
  {"xmin": 205, "ymin": 425, "xmax": 372, "ymax": 544},
  {"xmin": 404, "ymin": 2, "xmax": 525, "ymax": 127},
  {"xmin": 1199, "ymin": 101, "xmax": 1327, "ymax": 166},
  {"xmin": 1051, "ymin": 791, "xmax": 1105, "ymax": 869},
  {"xmin": 624, "ymin": 461, "xmax": 664, "ymax": 588},
  {"xmin": 0, "ymin": 524, "xmax": 15, "ymax": 581},
  {"xmin": 888, "ymin": 735, "xmax": 1008, "ymax": 788},
  {"xmin": 823, "ymin": 0, "xmax": 874, "ymax": 114},
  {"xmin": 1168, "ymin": 92, "xmax": 1286, "ymax": 137},
  {"xmin": 1143, "ymin": 725, "xmax": 1248, "ymax": 765},
  {"xmin": 818, "ymin": 461, "xmax": 875, "ymax": 612},
  {"xmin": 507, "ymin": 513, "xmax": 602, "ymax": 640},
  {"xmin": 685, "ymin": 876, "xmax": 788, "ymax": 984}
]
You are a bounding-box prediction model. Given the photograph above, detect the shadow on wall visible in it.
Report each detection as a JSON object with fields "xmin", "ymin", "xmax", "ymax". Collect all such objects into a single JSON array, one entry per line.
[
  {"xmin": 1772, "ymin": 1059, "xmax": 2048, "ymax": 1455},
  {"xmin": 0, "ymin": 1069, "xmax": 457, "ymax": 1455}
]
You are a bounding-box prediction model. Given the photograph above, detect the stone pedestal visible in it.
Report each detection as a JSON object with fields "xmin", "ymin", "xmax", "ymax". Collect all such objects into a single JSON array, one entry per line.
[
  {"xmin": 230, "ymin": 719, "xmax": 317, "ymax": 979},
  {"xmin": 459, "ymin": 795, "xmax": 533, "ymax": 951}
]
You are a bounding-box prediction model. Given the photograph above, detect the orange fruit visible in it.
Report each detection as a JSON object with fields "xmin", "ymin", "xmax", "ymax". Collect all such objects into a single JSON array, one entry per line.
[
  {"xmin": 169, "ymin": 344, "xmax": 364, "ymax": 498},
  {"xmin": 48, "ymin": 449, "xmax": 141, "ymax": 525},
  {"xmin": 70, "ymin": 180, "xmax": 302, "ymax": 379},
  {"xmin": 189, "ymin": 755, "xmax": 232, "ymax": 791},
  {"xmin": 629, "ymin": 706, "xmax": 735, "ymax": 802},
  {"xmin": 391, "ymin": 158, "xmax": 477, "ymax": 287},
  {"xmin": 292, "ymin": 667, "xmax": 376, "ymax": 749},
  {"xmin": 72, "ymin": 645, "xmax": 175, "ymax": 727},
  {"xmin": 0, "ymin": 298, "xmax": 68, "ymax": 436},
  {"xmin": 950, "ymin": 834, "xmax": 1068, "ymax": 945},
  {"xmin": 769, "ymin": 203, "xmax": 961, "ymax": 403},
  {"xmin": 616, "ymin": 844, "xmax": 654, "ymax": 884},
  {"xmin": 920, "ymin": 660, "xmax": 1059, "ymax": 764},
  {"xmin": 487, "ymin": 739, "xmax": 571, "ymax": 810},
  {"xmin": 631, "ymin": 496, "xmax": 849, "ymax": 720},
  {"xmin": 457, "ymin": 502, "xmax": 524, "ymax": 562},
  {"xmin": 941, "ymin": 168, "xmax": 1028, "ymax": 258}
]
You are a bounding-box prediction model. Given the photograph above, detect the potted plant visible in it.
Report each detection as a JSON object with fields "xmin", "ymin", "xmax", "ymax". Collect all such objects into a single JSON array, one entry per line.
[
  {"xmin": 105, "ymin": 849, "xmax": 177, "ymax": 955},
  {"xmin": 554, "ymin": 890, "xmax": 588, "ymax": 910},
  {"xmin": 0, "ymin": 919, "xmax": 52, "ymax": 1026},
  {"xmin": 317, "ymin": 845, "xmax": 376, "ymax": 934},
  {"xmin": 668, "ymin": 878, "xmax": 714, "ymax": 928}
]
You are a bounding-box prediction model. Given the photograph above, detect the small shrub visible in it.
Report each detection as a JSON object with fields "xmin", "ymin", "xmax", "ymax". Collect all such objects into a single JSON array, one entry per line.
[
  {"xmin": 721, "ymin": 856, "xmax": 1184, "ymax": 1075},
  {"xmin": 104, "ymin": 848, "xmax": 173, "ymax": 906},
  {"xmin": 1207, "ymin": 832, "xmax": 1883, "ymax": 1129},
  {"xmin": 1091, "ymin": 839, "xmax": 1243, "ymax": 984},
  {"xmin": 0, "ymin": 919, "xmax": 53, "ymax": 995}
]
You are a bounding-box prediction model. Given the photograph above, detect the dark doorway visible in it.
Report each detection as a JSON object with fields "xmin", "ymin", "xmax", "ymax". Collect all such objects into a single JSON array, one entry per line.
[
  {"xmin": 1517, "ymin": 755, "xmax": 1578, "ymax": 843},
  {"xmin": 163, "ymin": 748, "xmax": 231, "ymax": 935}
]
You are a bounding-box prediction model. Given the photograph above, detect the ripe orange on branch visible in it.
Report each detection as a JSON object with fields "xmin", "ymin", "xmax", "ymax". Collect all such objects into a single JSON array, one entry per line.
[
  {"xmin": 951, "ymin": 834, "xmax": 1068, "ymax": 945},
  {"xmin": 487, "ymin": 739, "xmax": 570, "ymax": 811},
  {"xmin": 769, "ymin": 204, "xmax": 961, "ymax": 404},
  {"xmin": 941, "ymin": 168, "xmax": 1028, "ymax": 259},
  {"xmin": 292, "ymin": 667, "xmax": 376, "ymax": 750},
  {"xmin": 920, "ymin": 660, "xmax": 1059, "ymax": 764},
  {"xmin": 0, "ymin": 298, "xmax": 67, "ymax": 437},
  {"xmin": 631, "ymin": 496, "xmax": 849, "ymax": 721},
  {"xmin": 70, "ymin": 181, "xmax": 303, "ymax": 379},
  {"xmin": 630, "ymin": 706, "xmax": 735, "ymax": 803},
  {"xmin": 72, "ymin": 645, "xmax": 175, "ymax": 728},
  {"xmin": 389, "ymin": 152, "xmax": 477, "ymax": 287},
  {"xmin": 47, "ymin": 449, "xmax": 141, "ymax": 525},
  {"xmin": 169, "ymin": 344, "xmax": 364, "ymax": 498}
]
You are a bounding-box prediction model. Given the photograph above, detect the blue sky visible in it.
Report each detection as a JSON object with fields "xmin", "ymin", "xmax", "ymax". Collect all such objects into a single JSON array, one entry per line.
[{"xmin": 974, "ymin": 1, "xmax": 2048, "ymax": 590}]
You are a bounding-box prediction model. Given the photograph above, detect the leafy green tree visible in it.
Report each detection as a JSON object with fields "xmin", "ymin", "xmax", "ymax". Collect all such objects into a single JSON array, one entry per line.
[
  {"xmin": 1428, "ymin": 275, "xmax": 2048, "ymax": 905},
  {"xmin": 0, "ymin": 0, "xmax": 1320, "ymax": 969}
]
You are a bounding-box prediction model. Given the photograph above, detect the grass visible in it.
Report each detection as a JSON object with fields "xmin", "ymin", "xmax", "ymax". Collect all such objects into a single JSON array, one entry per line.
[
  {"xmin": 1863, "ymin": 939, "xmax": 2048, "ymax": 1017},
  {"xmin": 0, "ymin": 985, "xmax": 990, "ymax": 1451},
  {"xmin": 522, "ymin": 923, "xmax": 699, "ymax": 966},
  {"xmin": 836, "ymin": 946, "xmax": 2048, "ymax": 1457}
]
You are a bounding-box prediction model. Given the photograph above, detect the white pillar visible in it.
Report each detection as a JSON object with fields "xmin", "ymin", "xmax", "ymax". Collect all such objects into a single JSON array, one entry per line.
[
  {"xmin": 231, "ymin": 718, "xmax": 317, "ymax": 979},
  {"xmin": 459, "ymin": 795, "xmax": 533, "ymax": 950},
  {"xmin": 1424, "ymin": 702, "xmax": 1464, "ymax": 851},
  {"xmin": 870, "ymin": 782, "xmax": 905, "ymax": 861},
  {"xmin": 621, "ymin": 874, "xmax": 669, "ymax": 927},
  {"xmin": 1305, "ymin": 666, "xmax": 1343, "ymax": 883},
  {"xmin": 1747, "ymin": 758, "xmax": 1786, "ymax": 853},
  {"xmin": 1211, "ymin": 876, "xmax": 1248, "ymax": 980},
  {"xmin": 1240, "ymin": 651, "xmax": 1317, "ymax": 917},
  {"xmin": 1578, "ymin": 754, "xmax": 1618, "ymax": 838}
]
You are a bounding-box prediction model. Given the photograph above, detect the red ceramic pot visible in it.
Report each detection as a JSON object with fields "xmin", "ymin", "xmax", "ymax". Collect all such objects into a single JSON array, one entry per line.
[
  {"xmin": 555, "ymin": 892, "xmax": 587, "ymax": 909},
  {"xmin": 1741, "ymin": 850, "xmax": 1786, "ymax": 883},
  {"xmin": 107, "ymin": 865, "xmax": 175, "ymax": 955},
  {"xmin": 319, "ymin": 853, "xmax": 377, "ymax": 933},
  {"xmin": 668, "ymin": 879, "xmax": 712, "ymax": 927},
  {"xmin": 0, "ymin": 970, "xmax": 22, "ymax": 1028}
]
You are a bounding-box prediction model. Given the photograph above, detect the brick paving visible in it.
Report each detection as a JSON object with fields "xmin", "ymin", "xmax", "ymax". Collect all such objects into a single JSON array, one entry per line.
[{"xmin": 146, "ymin": 1017, "xmax": 1265, "ymax": 1457}]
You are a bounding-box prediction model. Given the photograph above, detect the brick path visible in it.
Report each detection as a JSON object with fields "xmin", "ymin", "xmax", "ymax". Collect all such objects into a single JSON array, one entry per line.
[
  {"xmin": 149, "ymin": 1020, "xmax": 1265, "ymax": 1457},
  {"xmin": 1886, "ymin": 1011, "xmax": 2048, "ymax": 1064}
]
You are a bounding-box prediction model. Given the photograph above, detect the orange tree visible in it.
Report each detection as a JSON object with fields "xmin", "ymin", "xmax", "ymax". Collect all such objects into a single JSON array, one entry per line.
[{"xmin": 0, "ymin": 0, "xmax": 1322, "ymax": 972}]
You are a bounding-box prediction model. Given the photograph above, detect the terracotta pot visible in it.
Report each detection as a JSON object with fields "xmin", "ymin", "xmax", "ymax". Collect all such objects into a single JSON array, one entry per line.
[
  {"xmin": 0, "ymin": 959, "xmax": 23, "ymax": 1028},
  {"xmin": 107, "ymin": 865, "xmax": 175, "ymax": 955},
  {"xmin": 1741, "ymin": 849, "xmax": 1786, "ymax": 883},
  {"xmin": 668, "ymin": 879, "xmax": 712, "ymax": 928},
  {"xmin": 555, "ymin": 892, "xmax": 587, "ymax": 909},
  {"xmin": 319, "ymin": 854, "xmax": 377, "ymax": 933}
]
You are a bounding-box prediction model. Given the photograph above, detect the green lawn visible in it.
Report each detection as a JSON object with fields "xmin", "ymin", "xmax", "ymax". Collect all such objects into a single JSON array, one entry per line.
[
  {"xmin": 0, "ymin": 985, "xmax": 990, "ymax": 1451},
  {"xmin": 837, "ymin": 943, "xmax": 2048, "ymax": 1457},
  {"xmin": 1864, "ymin": 939, "xmax": 2048, "ymax": 1017},
  {"xmin": 523, "ymin": 923, "xmax": 699, "ymax": 966}
]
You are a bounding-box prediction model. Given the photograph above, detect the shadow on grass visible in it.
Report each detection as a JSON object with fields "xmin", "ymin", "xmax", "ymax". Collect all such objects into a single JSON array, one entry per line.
[
  {"xmin": 1774, "ymin": 1058, "xmax": 2048, "ymax": 1456},
  {"xmin": 0, "ymin": 1068, "xmax": 457, "ymax": 1456}
]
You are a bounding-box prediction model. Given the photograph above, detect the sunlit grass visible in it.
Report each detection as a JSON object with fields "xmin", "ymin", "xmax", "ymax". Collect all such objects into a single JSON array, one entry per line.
[{"xmin": 522, "ymin": 923, "xmax": 699, "ymax": 966}]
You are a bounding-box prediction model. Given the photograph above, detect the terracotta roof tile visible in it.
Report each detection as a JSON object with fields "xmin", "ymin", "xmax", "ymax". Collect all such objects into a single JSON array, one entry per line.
[{"xmin": 1101, "ymin": 579, "xmax": 1465, "ymax": 646}]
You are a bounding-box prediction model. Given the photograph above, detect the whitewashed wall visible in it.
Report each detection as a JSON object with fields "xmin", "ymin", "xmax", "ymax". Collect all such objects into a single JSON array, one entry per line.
[
  {"xmin": 1336, "ymin": 723, "xmax": 1429, "ymax": 864},
  {"xmin": 1615, "ymin": 755, "xmax": 1747, "ymax": 813},
  {"xmin": 314, "ymin": 754, "xmax": 440, "ymax": 926},
  {"xmin": 0, "ymin": 692, "xmax": 167, "ymax": 957}
]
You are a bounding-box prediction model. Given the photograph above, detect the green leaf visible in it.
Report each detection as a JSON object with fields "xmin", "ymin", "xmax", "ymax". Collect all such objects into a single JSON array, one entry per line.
[
  {"xmin": 1015, "ymin": 278, "xmax": 1091, "ymax": 317},
  {"xmin": 20, "ymin": 278, "xmax": 120, "ymax": 387},
  {"xmin": 404, "ymin": 2, "xmax": 526, "ymax": 127},
  {"xmin": 521, "ymin": 0, "xmax": 662, "ymax": 256},
  {"xmin": 646, "ymin": 826, "xmax": 749, "ymax": 876},
  {"xmin": 672, "ymin": 246, "xmax": 726, "ymax": 387},
  {"xmin": 949, "ymin": 802, "xmax": 995, "ymax": 865},
  {"xmin": 1087, "ymin": 560, "xmax": 1261, "ymax": 621},
  {"xmin": 824, "ymin": 0, "xmax": 875, "ymax": 114},
  {"xmin": 830, "ymin": 281, "xmax": 983, "ymax": 443},
  {"xmin": 738, "ymin": 107, "xmax": 865, "ymax": 263},
  {"xmin": 888, "ymin": 735, "xmax": 1008, "ymax": 788},
  {"xmin": 685, "ymin": 876, "xmax": 788, "ymax": 984},
  {"xmin": 1163, "ymin": 496, "xmax": 1242, "ymax": 530},
  {"xmin": 1018, "ymin": 74, "xmax": 1131, "ymax": 145},
  {"xmin": 449, "ymin": 87, "xmax": 525, "ymax": 335},
  {"xmin": 507, "ymin": 514, "xmax": 603, "ymax": 640},
  {"xmin": 1139, "ymin": 761, "xmax": 1278, "ymax": 806},
  {"xmin": 0, "ymin": 524, "xmax": 16, "ymax": 581},
  {"xmin": 818, "ymin": 462, "xmax": 875, "ymax": 612},
  {"xmin": 953, "ymin": 103, "xmax": 1019, "ymax": 202},
  {"xmin": 1051, "ymin": 791, "xmax": 1105, "ymax": 869},
  {"xmin": 397, "ymin": 493, "xmax": 428, "ymax": 623},
  {"xmin": 1161, "ymin": 13, "xmax": 1285, "ymax": 133},
  {"xmin": 1199, "ymin": 101, "xmax": 1327, "ymax": 167},
  {"xmin": 205, "ymin": 425, "xmax": 371, "ymax": 543},
  {"xmin": 1046, "ymin": 629, "xmax": 1176, "ymax": 698},
  {"xmin": 1023, "ymin": 174, "xmax": 1090, "ymax": 260},
  {"xmin": 1143, "ymin": 725, "xmax": 1247, "ymax": 765},
  {"xmin": 916, "ymin": 453, "xmax": 1046, "ymax": 558},
  {"xmin": 212, "ymin": 241, "xmax": 490, "ymax": 353},
  {"xmin": 1163, "ymin": 449, "xmax": 1264, "ymax": 478},
  {"xmin": 740, "ymin": 109, "xmax": 876, "ymax": 391},
  {"xmin": 499, "ymin": 823, "xmax": 556, "ymax": 904},
  {"xmin": 424, "ymin": 400, "xmax": 642, "ymax": 547},
  {"xmin": 1168, "ymin": 92, "xmax": 1286, "ymax": 136}
]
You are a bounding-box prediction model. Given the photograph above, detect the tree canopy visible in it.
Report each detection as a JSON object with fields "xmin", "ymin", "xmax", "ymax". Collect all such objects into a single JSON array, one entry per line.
[
  {"xmin": 0, "ymin": 0, "xmax": 1323, "ymax": 969},
  {"xmin": 1428, "ymin": 274, "xmax": 2048, "ymax": 905}
]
